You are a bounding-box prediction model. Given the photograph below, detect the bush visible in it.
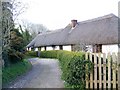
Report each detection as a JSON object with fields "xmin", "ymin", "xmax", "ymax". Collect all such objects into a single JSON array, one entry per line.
[
  {"xmin": 40, "ymin": 50, "xmax": 58, "ymax": 58},
  {"xmin": 25, "ymin": 51, "xmax": 37, "ymax": 57},
  {"xmin": 8, "ymin": 49, "xmax": 24, "ymax": 63},
  {"xmin": 40, "ymin": 50, "xmax": 93, "ymax": 89},
  {"xmin": 2, "ymin": 49, "xmax": 10, "ymax": 67}
]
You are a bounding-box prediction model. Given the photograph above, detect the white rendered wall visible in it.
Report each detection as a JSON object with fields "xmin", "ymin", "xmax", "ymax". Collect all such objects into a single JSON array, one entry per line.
[
  {"xmin": 63, "ymin": 46, "xmax": 71, "ymax": 51},
  {"xmin": 102, "ymin": 44, "xmax": 118, "ymax": 54}
]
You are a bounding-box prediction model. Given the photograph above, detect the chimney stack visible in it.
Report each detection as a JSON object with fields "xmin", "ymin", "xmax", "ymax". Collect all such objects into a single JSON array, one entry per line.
[
  {"xmin": 38, "ymin": 32, "xmax": 41, "ymax": 34},
  {"xmin": 71, "ymin": 19, "xmax": 77, "ymax": 28}
]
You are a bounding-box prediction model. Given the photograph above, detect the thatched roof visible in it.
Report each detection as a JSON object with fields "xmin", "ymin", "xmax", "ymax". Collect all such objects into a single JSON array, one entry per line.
[{"xmin": 27, "ymin": 14, "xmax": 119, "ymax": 48}]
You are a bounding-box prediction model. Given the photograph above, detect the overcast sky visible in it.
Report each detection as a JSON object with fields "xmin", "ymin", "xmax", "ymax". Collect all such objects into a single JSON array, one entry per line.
[{"xmin": 18, "ymin": 0, "xmax": 119, "ymax": 30}]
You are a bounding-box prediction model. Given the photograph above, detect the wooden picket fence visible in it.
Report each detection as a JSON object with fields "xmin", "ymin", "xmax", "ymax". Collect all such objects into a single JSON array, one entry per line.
[{"xmin": 85, "ymin": 52, "xmax": 119, "ymax": 89}]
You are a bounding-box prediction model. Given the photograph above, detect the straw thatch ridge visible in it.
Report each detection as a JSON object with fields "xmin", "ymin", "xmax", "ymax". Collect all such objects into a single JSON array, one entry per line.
[{"xmin": 27, "ymin": 14, "xmax": 119, "ymax": 48}]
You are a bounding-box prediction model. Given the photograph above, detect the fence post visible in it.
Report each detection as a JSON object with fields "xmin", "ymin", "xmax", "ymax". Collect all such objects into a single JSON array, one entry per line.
[
  {"xmin": 118, "ymin": 52, "xmax": 120, "ymax": 90},
  {"xmin": 90, "ymin": 53, "xmax": 93, "ymax": 89},
  {"xmin": 103, "ymin": 53, "xmax": 106, "ymax": 88},
  {"xmin": 94, "ymin": 53, "xmax": 97, "ymax": 88},
  {"xmin": 98, "ymin": 53, "xmax": 102, "ymax": 88},
  {"xmin": 107, "ymin": 53, "xmax": 111, "ymax": 88},
  {"xmin": 112, "ymin": 53, "xmax": 117, "ymax": 88},
  {"xmin": 85, "ymin": 53, "xmax": 89, "ymax": 89}
]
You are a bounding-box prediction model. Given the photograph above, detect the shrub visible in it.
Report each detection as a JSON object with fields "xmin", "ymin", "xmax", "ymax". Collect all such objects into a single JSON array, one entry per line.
[
  {"xmin": 2, "ymin": 49, "xmax": 10, "ymax": 67},
  {"xmin": 40, "ymin": 50, "xmax": 58, "ymax": 58},
  {"xmin": 40, "ymin": 50, "xmax": 93, "ymax": 89},
  {"xmin": 8, "ymin": 49, "xmax": 24, "ymax": 63},
  {"xmin": 25, "ymin": 51, "xmax": 37, "ymax": 57}
]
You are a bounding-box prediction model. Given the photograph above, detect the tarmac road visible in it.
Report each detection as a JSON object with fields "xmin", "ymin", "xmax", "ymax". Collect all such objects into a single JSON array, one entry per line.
[{"xmin": 8, "ymin": 58, "xmax": 64, "ymax": 88}]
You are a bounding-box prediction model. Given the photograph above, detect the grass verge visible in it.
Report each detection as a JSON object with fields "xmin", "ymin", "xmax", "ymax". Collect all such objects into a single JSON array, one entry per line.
[{"xmin": 2, "ymin": 59, "xmax": 32, "ymax": 86}]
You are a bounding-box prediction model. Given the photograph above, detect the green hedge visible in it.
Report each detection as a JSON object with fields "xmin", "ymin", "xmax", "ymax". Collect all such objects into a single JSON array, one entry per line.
[
  {"xmin": 40, "ymin": 50, "xmax": 93, "ymax": 89},
  {"xmin": 2, "ymin": 59, "xmax": 32, "ymax": 86},
  {"xmin": 40, "ymin": 50, "xmax": 58, "ymax": 58},
  {"xmin": 25, "ymin": 51, "xmax": 37, "ymax": 57}
]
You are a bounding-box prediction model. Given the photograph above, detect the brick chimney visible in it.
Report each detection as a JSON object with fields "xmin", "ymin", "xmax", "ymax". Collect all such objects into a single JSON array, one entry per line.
[
  {"xmin": 71, "ymin": 19, "xmax": 78, "ymax": 28},
  {"xmin": 38, "ymin": 32, "xmax": 41, "ymax": 34}
]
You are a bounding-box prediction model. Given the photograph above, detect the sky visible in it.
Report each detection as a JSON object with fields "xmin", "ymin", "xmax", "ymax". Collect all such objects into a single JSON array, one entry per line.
[{"xmin": 17, "ymin": 0, "xmax": 119, "ymax": 30}]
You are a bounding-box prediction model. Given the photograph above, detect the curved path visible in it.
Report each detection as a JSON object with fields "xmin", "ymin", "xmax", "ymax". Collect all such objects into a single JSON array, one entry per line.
[{"xmin": 9, "ymin": 58, "xmax": 64, "ymax": 88}]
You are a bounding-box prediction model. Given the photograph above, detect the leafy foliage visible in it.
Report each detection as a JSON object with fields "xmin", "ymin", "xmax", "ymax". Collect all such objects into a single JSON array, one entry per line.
[
  {"xmin": 10, "ymin": 29, "xmax": 24, "ymax": 51},
  {"xmin": 2, "ymin": 27, "xmax": 32, "ymax": 66},
  {"xmin": 4, "ymin": 28, "xmax": 25, "ymax": 65},
  {"xmin": 8, "ymin": 48, "xmax": 24, "ymax": 63},
  {"xmin": 19, "ymin": 25, "xmax": 32, "ymax": 47},
  {"xmin": 40, "ymin": 50, "xmax": 58, "ymax": 58},
  {"xmin": 25, "ymin": 51, "xmax": 37, "ymax": 57}
]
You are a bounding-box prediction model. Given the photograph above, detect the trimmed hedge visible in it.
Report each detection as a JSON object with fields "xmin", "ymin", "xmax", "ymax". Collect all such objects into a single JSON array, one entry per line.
[
  {"xmin": 25, "ymin": 51, "xmax": 37, "ymax": 57},
  {"xmin": 40, "ymin": 50, "xmax": 58, "ymax": 58},
  {"xmin": 40, "ymin": 50, "xmax": 93, "ymax": 89}
]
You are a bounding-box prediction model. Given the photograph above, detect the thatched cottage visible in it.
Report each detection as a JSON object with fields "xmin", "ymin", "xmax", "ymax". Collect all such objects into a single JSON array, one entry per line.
[{"xmin": 27, "ymin": 14, "xmax": 119, "ymax": 53}]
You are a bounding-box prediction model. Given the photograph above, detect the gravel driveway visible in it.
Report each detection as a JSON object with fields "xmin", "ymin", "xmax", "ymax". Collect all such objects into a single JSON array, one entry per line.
[{"xmin": 9, "ymin": 58, "xmax": 64, "ymax": 88}]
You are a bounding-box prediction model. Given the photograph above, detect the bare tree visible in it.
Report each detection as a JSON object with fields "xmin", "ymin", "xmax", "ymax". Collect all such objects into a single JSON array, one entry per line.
[
  {"xmin": 20, "ymin": 20, "xmax": 49, "ymax": 39},
  {"xmin": 2, "ymin": 0, "xmax": 27, "ymax": 47},
  {"xmin": 11, "ymin": 0, "xmax": 28, "ymax": 21}
]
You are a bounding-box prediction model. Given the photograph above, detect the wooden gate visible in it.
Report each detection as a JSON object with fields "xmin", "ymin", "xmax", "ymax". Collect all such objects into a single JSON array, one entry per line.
[{"xmin": 85, "ymin": 52, "xmax": 120, "ymax": 89}]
